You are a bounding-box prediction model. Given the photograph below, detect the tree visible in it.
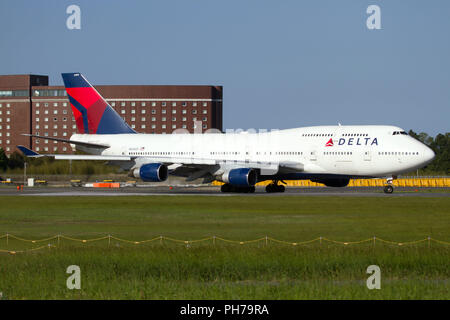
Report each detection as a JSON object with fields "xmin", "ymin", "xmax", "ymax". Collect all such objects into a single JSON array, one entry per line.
[
  {"xmin": 8, "ymin": 151, "xmax": 25, "ymax": 170},
  {"xmin": 0, "ymin": 148, "xmax": 8, "ymax": 172}
]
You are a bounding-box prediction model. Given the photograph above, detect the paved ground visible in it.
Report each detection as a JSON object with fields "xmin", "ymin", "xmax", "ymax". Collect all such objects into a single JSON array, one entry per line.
[{"xmin": 0, "ymin": 186, "xmax": 448, "ymax": 197}]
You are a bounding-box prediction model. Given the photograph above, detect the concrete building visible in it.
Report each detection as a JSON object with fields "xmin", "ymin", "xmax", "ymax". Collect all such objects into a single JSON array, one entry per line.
[{"xmin": 0, "ymin": 74, "xmax": 223, "ymax": 154}]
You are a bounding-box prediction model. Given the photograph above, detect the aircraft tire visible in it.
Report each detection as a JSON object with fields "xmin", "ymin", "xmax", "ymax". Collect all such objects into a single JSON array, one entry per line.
[{"xmin": 383, "ymin": 185, "xmax": 394, "ymax": 194}]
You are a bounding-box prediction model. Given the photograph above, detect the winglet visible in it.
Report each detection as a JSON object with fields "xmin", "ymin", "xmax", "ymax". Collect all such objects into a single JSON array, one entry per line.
[{"xmin": 17, "ymin": 145, "xmax": 42, "ymax": 157}]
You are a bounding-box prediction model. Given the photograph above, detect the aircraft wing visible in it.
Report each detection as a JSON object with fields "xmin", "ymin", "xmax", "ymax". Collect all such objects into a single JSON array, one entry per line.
[
  {"xmin": 17, "ymin": 146, "xmax": 131, "ymax": 161},
  {"xmin": 22, "ymin": 134, "xmax": 110, "ymax": 149}
]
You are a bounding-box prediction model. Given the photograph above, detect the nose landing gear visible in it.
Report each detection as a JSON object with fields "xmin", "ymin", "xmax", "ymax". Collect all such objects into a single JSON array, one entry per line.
[
  {"xmin": 383, "ymin": 177, "xmax": 395, "ymax": 194},
  {"xmin": 265, "ymin": 180, "xmax": 286, "ymax": 193}
]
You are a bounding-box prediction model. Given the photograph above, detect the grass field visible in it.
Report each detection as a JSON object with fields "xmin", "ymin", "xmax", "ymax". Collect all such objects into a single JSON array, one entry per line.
[{"xmin": 0, "ymin": 195, "xmax": 449, "ymax": 299}]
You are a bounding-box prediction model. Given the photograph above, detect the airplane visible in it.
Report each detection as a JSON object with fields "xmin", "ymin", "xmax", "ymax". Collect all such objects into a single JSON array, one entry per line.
[{"xmin": 17, "ymin": 72, "xmax": 435, "ymax": 194}]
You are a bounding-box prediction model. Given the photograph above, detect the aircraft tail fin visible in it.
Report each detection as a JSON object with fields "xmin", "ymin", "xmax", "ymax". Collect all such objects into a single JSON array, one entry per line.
[{"xmin": 61, "ymin": 73, "xmax": 136, "ymax": 135}]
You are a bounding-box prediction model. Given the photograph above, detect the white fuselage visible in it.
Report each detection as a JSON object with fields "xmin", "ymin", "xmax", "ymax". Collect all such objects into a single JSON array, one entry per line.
[{"xmin": 71, "ymin": 125, "xmax": 435, "ymax": 179}]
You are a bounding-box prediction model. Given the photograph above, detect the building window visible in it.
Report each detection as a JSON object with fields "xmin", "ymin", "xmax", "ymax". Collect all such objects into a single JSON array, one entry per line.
[
  {"xmin": 192, "ymin": 110, "xmax": 197, "ymax": 114},
  {"xmin": 182, "ymin": 102, "xmax": 187, "ymax": 107},
  {"xmin": 151, "ymin": 117, "xmax": 156, "ymax": 121},
  {"xmin": 36, "ymin": 103, "xmax": 40, "ymax": 107},
  {"xmin": 182, "ymin": 124, "xmax": 187, "ymax": 129},
  {"xmin": 202, "ymin": 110, "xmax": 207, "ymax": 114},
  {"xmin": 151, "ymin": 110, "xmax": 156, "ymax": 114},
  {"xmin": 121, "ymin": 102, "xmax": 126, "ymax": 107},
  {"xmin": 36, "ymin": 125, "xmax": 40, "ymax": 129},
  {"xmin": 203, "ymin": 102, "xmax": 207, "ymax": 107},
  {"xmin": 131, "ymin": 117, "xmax": 135, "ymax": 122},
  {"xmin": 44, "ymin": 125, "xmax": 48, "ymax": 129},
  {"xmin": 172, "ymin": 110, "xmax": 176, "ymax": 114},
  {"xmin": 141, "ymin": 124, "xmax": 146, "ymax": 129},
  {"xmin": 63, "ymin": 117, "xmax": 67, "ymax": 121},
  {"xmin": 141, "ymin": 117, "xmax": 146, "ymax": 121},
  {"xmin": 182, "ymin": 117, "xmax": 186, "ymax": 121},
  {"xmin": 172, "ymin": 102, "xmax": 176, "ymax": 107},
  {"xmin": 131, "ymin": 110, "xmax": 135, "ymax": 114},
  {"xmin": 36, "ymin": 110, "xmax": 40, "ymax": 114},
  {"xmin": 131, "ymin": 102, "xmax": 136, "ymax": 107},
  {"xmin": 45, "ymin": 110, "xmax": 49, "ymax": 114},
  {"xmin": 53, "ymin": 110, "xmax": 58, "ymax": 114},
  {"xmin": 141, "ymin": 102, "xmax": 146, "ymax": 107},
  {"xmin": 162, "ymin": 124, "xmax": 166, "ymax": 129},
  {"xmin": 63, "ymin": 110, "xmax": 67, "ymax": 114},
  {"xmin": 72, "ymin": 125, "xmax": 76, "ymax": 129},
  {"xmin": 63, "ymin": 132, "xmax": 67, "ymax": 136},
  {"xmin": 162, "ymin": 110, "xmax": 166, "ymax": 114},
  {"xmin": 182, "ymin": 110, "xmax": 187, "ymax": 114},
  {"xmin": 162, "ymin": 117, "xmax": 166, "ymax": 121},
  {"xmin": 121, "ymin": 110, "xmax": 125, "ymax": 114},
  {"xmin": 192, "ymin": 102, "xmax": 197, "ymax": 107},
  {"xmin": 151, "ymin": 102, "xmax": 156, "ymax": 107},
  {"xmin": 151, "ymin": 124, "xmax": 156, "ymax": 129},
  {"xmin": 202, "ymin": 117, "xmax": 207, "ymax": 121},
  {"xmin": 162, "ymin": 102, "xmax": 166, "ymax": 107},
  {"xmin": 141, "ymin": 109, "xmax": 146, "ymax": 114},
  {"xmin": 172, "ymin": 117, "xmax": 176, "ymax": 121},
  {"xmin": 63, "ymin": 102, "xmax": 68, "ymax": 107},
  {"xmin": 53, "ymin": 103, "xmax": 58, "ymax": 107},
  {"xmin": 172, "ymin": 124, "xmax": 176, "ymax": 129},
  {"xmin": 53, "ymin": 125, "xmax": 58, "ymax": 129}
]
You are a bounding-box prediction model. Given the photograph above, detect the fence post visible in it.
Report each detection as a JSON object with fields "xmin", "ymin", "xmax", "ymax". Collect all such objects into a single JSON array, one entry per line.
[
  {"xmin": 57, "ymin": 234, "xmax": 60, "ymax": 246},
  {"xmin": 265, "ymin": 235, "xmax": 268, "ymax": 246},
  {"xmin": 213, "ymin": 235, "xmax": 216, "ymax": 246},
  {"xmin": 320, "ymin": 236, "xmax": 322, "ymax": 246},
  {"xmin": 160, "ymin": 235, "xmax": 163, "ymax": 245},
  {"xmin": 428, "ymin": 236, "xmax": 431, "ymax": 249},
  {"xmin": 6, "ymin": 233, "xmax": 8, "ymax": 247},
  {"xmin": 108, "ymin": 235, "xmax": 111, "ymax": 247},
  {"xmin": 373, "ymin": 236, "xmax": 376, "ymax": 248}
]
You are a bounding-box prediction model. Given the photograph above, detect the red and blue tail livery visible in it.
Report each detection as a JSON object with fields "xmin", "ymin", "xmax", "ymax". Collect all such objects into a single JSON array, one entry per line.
[{"xmin": 62, "ymin": 73, "xmax": 136, "ymax": 134}]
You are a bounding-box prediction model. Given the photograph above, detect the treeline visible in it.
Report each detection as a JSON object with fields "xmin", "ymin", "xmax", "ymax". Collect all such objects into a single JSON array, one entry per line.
[
  {"xmin": 0, "ymin": 148, "xmax": 118, "ymax": 176},
  {"xmin": 408, "ymin": 130, "xmax": 449, "ymax": 175}
]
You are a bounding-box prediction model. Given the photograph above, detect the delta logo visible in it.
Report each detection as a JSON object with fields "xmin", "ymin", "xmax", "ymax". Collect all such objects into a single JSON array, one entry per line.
[{"xmin": 325, "ymin": 137, "xmax": 379, "ymax": 146}]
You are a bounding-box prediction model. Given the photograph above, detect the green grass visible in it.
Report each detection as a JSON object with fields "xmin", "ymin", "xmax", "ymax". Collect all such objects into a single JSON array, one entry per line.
[{"xmin": 0, "ymin": 196, "xmax": 449, "ymax": 299}]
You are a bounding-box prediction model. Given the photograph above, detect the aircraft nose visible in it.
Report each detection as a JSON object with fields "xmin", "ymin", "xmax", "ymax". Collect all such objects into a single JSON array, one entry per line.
[{"xmin": 422, "ymin": 145, "xmax": 435, "ymax": 164}]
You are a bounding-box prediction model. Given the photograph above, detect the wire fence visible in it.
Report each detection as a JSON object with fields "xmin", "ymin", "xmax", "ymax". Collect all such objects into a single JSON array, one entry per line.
[{"xmin": 0, "ymin": 234, "xmax": 449, "ymax": 254}]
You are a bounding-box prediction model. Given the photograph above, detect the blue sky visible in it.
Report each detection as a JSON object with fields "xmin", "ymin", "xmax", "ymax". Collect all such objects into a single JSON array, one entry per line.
[{"xmin": 1, "ymin": 0, "xmax": 449, "ymax": 136}]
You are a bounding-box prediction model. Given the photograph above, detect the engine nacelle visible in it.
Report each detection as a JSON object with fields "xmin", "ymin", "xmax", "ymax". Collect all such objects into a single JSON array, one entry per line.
[
  {"xmin": 133, "ymin": 163, "xmax": 168, "ymax": 182},
  {"xmin": 222, "ymin": 168, "xmax": 257, "ymax": 187},
  {"xmin": 311, "ymin": 178, "xmax": 350, "ymax": 188}
]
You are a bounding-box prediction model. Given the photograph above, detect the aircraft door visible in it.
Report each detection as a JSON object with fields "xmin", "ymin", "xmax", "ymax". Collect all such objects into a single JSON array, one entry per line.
[{"xmin": 364, "ymin": 150, "xmax": 371, "ymax": 161}]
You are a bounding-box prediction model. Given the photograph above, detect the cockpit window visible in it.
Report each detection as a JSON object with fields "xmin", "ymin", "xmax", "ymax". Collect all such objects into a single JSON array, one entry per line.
[{"xmin": 393, "ymin": 131, "xmax": 408, "ymax": 135}]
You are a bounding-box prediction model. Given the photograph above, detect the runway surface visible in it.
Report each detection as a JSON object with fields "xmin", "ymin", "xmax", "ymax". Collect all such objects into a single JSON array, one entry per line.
[{"xmin": 0, "ymin": 186, "xmax": 448, "ymax": 197}]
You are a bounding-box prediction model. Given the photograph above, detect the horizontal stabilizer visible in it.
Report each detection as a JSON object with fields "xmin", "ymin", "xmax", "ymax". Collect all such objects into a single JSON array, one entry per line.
[{"xmin": 22, "ymin": 134, "xmax": 110, "ymax": 149}]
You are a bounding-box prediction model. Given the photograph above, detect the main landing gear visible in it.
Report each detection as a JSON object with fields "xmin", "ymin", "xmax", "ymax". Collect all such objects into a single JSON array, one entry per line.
[
  {"xmin": 383, "ymin": 177, "xmax": 394, "ymax": 194},
  {"xmin": 265, "ymin": 181, "xmax": 286, "ymax": 193},
  {"xmin": 220, "ymin": 183, "xmax": 255, "ymax": 193}
]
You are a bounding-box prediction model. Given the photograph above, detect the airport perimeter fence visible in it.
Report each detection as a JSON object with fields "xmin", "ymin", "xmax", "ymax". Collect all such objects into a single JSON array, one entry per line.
[{"xmin": 0, "ymin": 233, "xmax": 449, "ymax": 254}]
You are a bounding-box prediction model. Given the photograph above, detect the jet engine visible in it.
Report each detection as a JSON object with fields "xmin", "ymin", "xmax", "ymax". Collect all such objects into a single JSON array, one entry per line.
[
  {"xmin": 222, "ymin": 168, "xmax": 257, "ymax": 186},
  {"xmin": 133, "ymin": 163, "xmax": 168, "ymax": 182}
]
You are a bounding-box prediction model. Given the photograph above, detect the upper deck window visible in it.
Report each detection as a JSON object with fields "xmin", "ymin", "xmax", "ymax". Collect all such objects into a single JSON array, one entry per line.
[{"xmin": 393, "ymin": 131, "xmax": 408, "ymax": 135}]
